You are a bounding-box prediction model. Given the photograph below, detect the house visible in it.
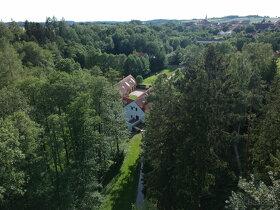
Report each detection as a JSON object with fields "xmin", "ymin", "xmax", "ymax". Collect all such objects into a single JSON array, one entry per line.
[
  {"xmin": 218, "ymin": 30, "xmax": 232, "ymax": 36},
  {"xmin": 116, "ymin": 75, "xmax": 137, "ymax": 97},
  {"xmin": 124, "ymin": 92, "xmax": 150, "ymax": 131},
  {"xmin": 116, "ymin": 75, "xmax": 150, "ymax": 131},
  {"xmin": 229, "ymin": 24, "xmax": 241, "ymax": 31},
  {"xmin": 124, "ymin": 101, "xmax": 145, "ymax": 131},
  {"xmin": 253, "ymin": 23, "xmax": 275, "ymax": 31},
  {"xmin": 275, "ymin": 21, "xmax": 280, "ymax": 27},
  {"xmin": 137, "ymin": 52, "xmax": 149, "ymax": 58}
]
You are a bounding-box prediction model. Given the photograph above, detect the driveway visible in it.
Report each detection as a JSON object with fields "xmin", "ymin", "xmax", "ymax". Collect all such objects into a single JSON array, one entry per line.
[{"xmin": 129, "ymin": 89, "xmax": 146, "ymax": 97}]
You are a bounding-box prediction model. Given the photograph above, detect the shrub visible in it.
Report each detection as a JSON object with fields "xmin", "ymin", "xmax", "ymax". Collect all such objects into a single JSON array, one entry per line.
[{"xmin": 136, "ymin": 75, "xmax": 143, "ymax": 83}]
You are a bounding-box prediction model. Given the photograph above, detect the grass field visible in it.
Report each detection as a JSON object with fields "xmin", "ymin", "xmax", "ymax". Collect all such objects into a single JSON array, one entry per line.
[
  {"xmin": 101, "ymin": 133, "xmax": 142, "ymax": 210},
  {"xmin": 142, "ymin": 67, "xmax": 179, "ymax": 85}
]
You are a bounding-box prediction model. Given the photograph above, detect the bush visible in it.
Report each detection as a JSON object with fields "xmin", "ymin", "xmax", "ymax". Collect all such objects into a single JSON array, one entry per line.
[{"xmin": 136, "ymin": 75, "xmax": 143, "ymax": 83}]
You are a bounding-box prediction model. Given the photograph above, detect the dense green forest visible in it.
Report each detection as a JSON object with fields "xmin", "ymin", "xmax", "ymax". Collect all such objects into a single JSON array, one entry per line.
[{"xmin": 1, "ymin": 18, "xmax": 280, "ymax": 209}]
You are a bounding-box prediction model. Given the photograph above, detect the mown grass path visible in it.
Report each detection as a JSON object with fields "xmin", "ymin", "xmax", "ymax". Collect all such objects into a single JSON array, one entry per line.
[{"xmin": 101, "ymin": 133, "xmax": 142, "ymax": 210}]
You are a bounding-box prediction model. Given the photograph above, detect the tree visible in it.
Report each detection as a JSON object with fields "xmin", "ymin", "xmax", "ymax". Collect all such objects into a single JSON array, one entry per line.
[
  {"xmin": 0, "ymin": 117, "xmax": 25, "ymax": 206},
  {"xmin": 242, "ymin": 43, "xmax": 277, "ymax": 84},
  {"xmin": 257, "ymin": 31, "xmax": 280, "ymax": 51},
  {"xmin": 226, "ymin": 172, "xmax": 280, "ymax": 209},
  {"xmin": 0, "ymin": 39, "xmax": 22, "ymax": 88},
  {"xmin": 0, "ymin": 22, "xmax": 14, "ymax": 41},
  {"xmin": 144, "ymin": 44, "xmax": 242, "ymax": 209},
  {"xmin": 144, "ymin": 76, "xmax": 179, "ymax": 209},
  {"xmin": 14, "ymin": 41, "xmax": 54, "ymax": 69},
  {"xmin": 124, "ymin": 54, "xmax": 150, "ymax": 77},
  {"xmin": 55, "ymin": 58, "xmax": 80, "ymax": 73},
  {"xmin": 245, "ymin": 25, "xmax": 256, "ymax": 34},
  {"xmin": 0, "ymin": 87, "xmax": 29, "ymax": 119},
  {"xmin": 250, "ymin": 80, "xmax": 280, "ymax": 182},
  {"xmin": 136, "ymin": 75, "xmax": 143, "ymax": 83},
  {"xmin": 104, "ymin": 67, "xmax": 121, "ymax": 85},
  {"xmin": 8, "ymin": 21, "xmax": 23, "ymax": 42}
]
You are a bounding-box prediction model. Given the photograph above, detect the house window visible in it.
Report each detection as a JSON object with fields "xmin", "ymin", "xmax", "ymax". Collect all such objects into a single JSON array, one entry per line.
[
  {"xmin": 131, "ymin": 115, "xmax": 133, "ymax": 119},
  {"xmin": 136, "ymin": 108, "xmax": 137, "ymax": 111},
  {"xmin": 131, "ymin": 107, "xmax": 133, "ymax": 110}
]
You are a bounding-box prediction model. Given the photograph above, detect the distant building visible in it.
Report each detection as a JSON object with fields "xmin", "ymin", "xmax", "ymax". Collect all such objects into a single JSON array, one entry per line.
[
  {"xmin": 197, "ymin": 15, "xmax": 212, "ymax": 26},
  {"xmin": 275, "ymin": 21, "xmax": 280, "ymax": 27},
  {"xmin": 229, "ymin": 24, "xmax": 241, "ymax": 31},
  {"xmin": 211, "ymin": 22, "xmax": 219, "ymax": 28},
  {"xmin": 253, "ymin": 23, "xmax": 275, "ymax": 31},
  {"xmin": 136, "ymin": 52, "xmax": 149, "ymax": 57},
  {"xmin": 218, "ymin": 30, "xmax": 232, "ymax": 36}
]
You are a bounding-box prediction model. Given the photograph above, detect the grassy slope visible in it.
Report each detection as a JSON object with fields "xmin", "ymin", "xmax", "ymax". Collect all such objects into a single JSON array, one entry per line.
[
  {"xmin": 101, "ymin": 133, "xmax": 142, "ymax": 210},
  {"xmin": 143, "ymin": 67, "xmax": 179, "ymax": 85}
]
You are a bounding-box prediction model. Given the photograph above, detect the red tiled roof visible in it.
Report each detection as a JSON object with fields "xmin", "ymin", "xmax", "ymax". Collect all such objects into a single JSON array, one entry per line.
[
  {"xmin": 116, "ymin": 75, "xmax": 137, "ymax": 97},
  {"xmin": 135, "ymin": 92, "xmax": 150, "ymax": 112},
  {"xmin": 122, "ymin": 97, "xmax": 134, "ymax": 105},
  {"xmin": 137, "ymin": 52, "xmax": 148, "ymax": 57}
]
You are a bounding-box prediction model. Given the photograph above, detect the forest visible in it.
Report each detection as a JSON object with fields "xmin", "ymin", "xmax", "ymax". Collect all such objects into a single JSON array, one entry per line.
[{"xmin": 0, "ymin": 17, "xmax": 280, "ymax": 209}]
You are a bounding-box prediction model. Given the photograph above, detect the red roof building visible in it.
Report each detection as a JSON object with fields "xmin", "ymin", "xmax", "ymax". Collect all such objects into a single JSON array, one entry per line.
[
  {"xmin": 135, "ymin": 92, "xmax": 150, "ymax": 112},
  {"xmin": 137, "ymin": 52, "xmax": 148, "ymax": 57},
  {"xmin": 116, "ymin": 75, "xmax": 137, "ymax": 97}
]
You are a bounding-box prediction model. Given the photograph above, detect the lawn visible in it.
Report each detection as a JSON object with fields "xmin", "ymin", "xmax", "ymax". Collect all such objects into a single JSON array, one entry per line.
[
  {"xmin": 142, "ymin": 67, "xmax": 179, "ymax": 85},
  {"xmin": 101, "ymin": 133, "xmax": 142, "ymax": 210},
  {"xmin": 129, "ymin": 94, "xmax": 137, "ymax": 100}
]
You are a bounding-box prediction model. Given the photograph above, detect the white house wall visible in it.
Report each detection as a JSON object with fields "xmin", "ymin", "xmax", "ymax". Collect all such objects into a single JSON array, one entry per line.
[{"xmin": 125, "ymin": 101, "xmax": 145, "ymax": 122}]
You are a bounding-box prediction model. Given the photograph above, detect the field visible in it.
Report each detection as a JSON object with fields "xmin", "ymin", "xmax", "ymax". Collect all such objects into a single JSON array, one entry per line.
[
  {"xmin": 143, "ymin": 67, "xmax": 179, "ymax": 85},
  {"xmin": 101, "ymin": 133, "xmax": 142, "ymax": 210}
]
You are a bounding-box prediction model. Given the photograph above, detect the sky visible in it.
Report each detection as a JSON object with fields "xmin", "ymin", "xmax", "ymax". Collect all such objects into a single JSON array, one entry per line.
[{"xmin": 0, "ymin": 0, "xmax": 279, "ymax": 22}]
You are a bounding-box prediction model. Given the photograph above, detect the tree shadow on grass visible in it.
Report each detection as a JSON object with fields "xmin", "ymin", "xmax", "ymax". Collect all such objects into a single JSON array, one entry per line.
[
  {"xmin": 111, "ymin": 158, "xmax": 141, "ymax": 210},
  {"xmin": 102, "ymin": 152, "xmax": 125, "ymax": 187}
]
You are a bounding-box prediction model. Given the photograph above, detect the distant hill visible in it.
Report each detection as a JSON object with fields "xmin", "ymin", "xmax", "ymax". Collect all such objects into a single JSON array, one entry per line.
[
  {"xmin": 4, "ymin": 15, "xmax": 280, "ymax": 26},
  {"xmin": 183, "ymin": 15, "xmax": 280, "ymax": 24}
]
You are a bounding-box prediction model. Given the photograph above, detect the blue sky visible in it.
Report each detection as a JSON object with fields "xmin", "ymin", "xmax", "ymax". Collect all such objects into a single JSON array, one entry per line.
[{"xmin": 1, "ymin": 0, "xmax": 279, "ymax": 22}]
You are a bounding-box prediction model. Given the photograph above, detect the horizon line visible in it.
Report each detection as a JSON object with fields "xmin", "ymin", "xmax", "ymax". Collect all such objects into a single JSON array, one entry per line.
[{"xmin": 2, "ymin": 14, "xmax": 279, "ymax": 23}]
